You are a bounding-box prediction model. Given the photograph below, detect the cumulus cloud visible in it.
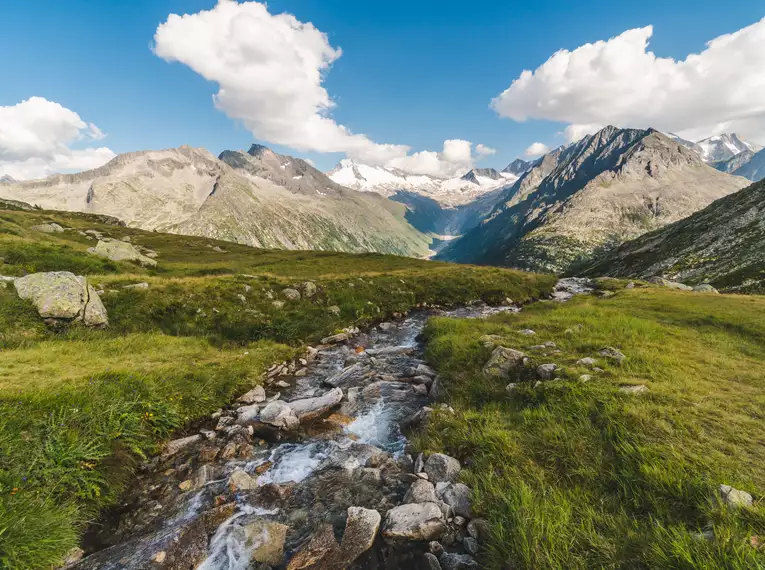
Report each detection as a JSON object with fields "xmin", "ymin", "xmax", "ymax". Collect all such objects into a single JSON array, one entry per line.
[
  {"xmin": 524, "ymin": 142, "xmax": 550, "ymax": 157},
  {"xmin": 491, "ymin": 18, "xmax": 765, "ymax": 143},
  {"xmin": 153, "ymin": 0, "xmax": 478, "ymax": 177},
  {"xmin": 0, "ymin": 97, "xmax": 115, "ymax": 180},
  {"xmin": 475, "ymin": 144, "xmax": 497, "ymax": 157},
  {"xmin": 387, "ymin": 139, "xmax": 474, "ymax": 178}
]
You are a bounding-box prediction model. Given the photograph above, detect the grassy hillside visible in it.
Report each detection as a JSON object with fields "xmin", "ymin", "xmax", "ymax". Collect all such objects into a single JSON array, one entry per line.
[
  {"xmin": 0, "ymin": 207, "xmax": 555, "ymax": 570},
  {"xmin": 419, "ymin": 283, "xmax": 765, "ymax": 569}
]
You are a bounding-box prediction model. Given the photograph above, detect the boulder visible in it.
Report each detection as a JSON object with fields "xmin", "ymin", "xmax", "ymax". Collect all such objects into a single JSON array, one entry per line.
[
  {"xmin": 536, "ymin": 363, "xmax": 558, "ymax": 380},
  {"xmin": 439, "ymin": 483, "xmax": 472, "ymax": 518},
  {"xmin": 424, "ymin": 454, "xmax": 461, "ymax": 483},
  {"xmin": 599, "ymin": 346, "xmax": 626, "ymax": 364},
  {"xmin": 322, "ymin": 333, "xmax": 349, "ymax": 345},
  {"xmin": 288, "ymin": 388, "xmax": 343, "ymax": 422},
  {"xmin": 286, "ymin": 524, "xmax": 341, "ymax": 570},
  {"xmin": 577, "ymin": 357, "xmax": 598, "ymax": 367},
  {"xmin": 439, "ymin": 552, "xmax": 479, "ymax": 570},
  {"xmin": 14, "ymin": 271, "xmax": 108, "ymax": 327},
  {"xmin": 90, "ymin": 240, "xmax": 157, "ymax": 267},
  {"xmin": 482, "ymin": 347, "xmax": 527, "ymax": 378},
  {"xmin": 238, "ymin": 385, "xmax": 266, "ymax": 404},
  {"xmin": 303, "ymin": 281, "xmax": 318, "ymax": 298},
  {"xmin": 283, "ymin": 288, "xmax": 301, "ymax": 301},
  {"xmin": 260, "ymin": 401, "xmax": 300, "ymax": 430},
  {"xmin": 31, "ymin": 222, "xmax": 64, "ymax": 233},
  {"xmin": 404, "ymin": 479, "xmax": 439, "ymax": 504},
  {"xmin": 228, "ymin": 469, "xmax": 258, "ymax": 492},
  {"xmin": 648, "ymin": 277, "xmax": 693, "ymax": 291},
  {"xmin": 719, "ymin": 484, "xmax": 753, "ymax": 508},
  {"xmin": 694, "ymin": 284, "xmax": 720, "ymax": 294},
  {"xmin": 620, "ymin": 385, "xmax": 648, "ymax": 395},
  {"xmin": 162, "ymin": 434, "xmax": 201, "ymax": 458},
  {"xmin": 382, "ymin": 503, "xmax": 446, "ymax": 542},
  {"xmin": 236, "ymin": 519, "xmax": 289, "ymax": 566},
  {"xmin": 235, "ymin": 403, "xmax": 260, "ymax": 424},
  {"xmin": 339, "ymin": 507, "xmax": 381, "ymax": 565}
]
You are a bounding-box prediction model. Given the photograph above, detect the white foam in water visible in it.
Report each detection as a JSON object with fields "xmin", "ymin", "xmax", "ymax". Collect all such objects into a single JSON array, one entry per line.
[
  {"xmin": 256, "ymin": 443, "xmax": 327, "ymax": 486},
  {"xmin": 197, "ymin": 506, "xmax": 279, "ymax": 570},
  {"xmin": 345, "ymin": 400, "xmax": 406, "ymax": 453}
]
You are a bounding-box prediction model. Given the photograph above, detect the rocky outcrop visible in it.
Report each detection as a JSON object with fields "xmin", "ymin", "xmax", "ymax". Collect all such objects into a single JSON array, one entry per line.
[
  {"xmin": 89, "ymin": 240, "xmax": 157, "ymax": 267},
  {"xmin": 14, "ymin": 271, "xmax": 108, "ymax": 327}
]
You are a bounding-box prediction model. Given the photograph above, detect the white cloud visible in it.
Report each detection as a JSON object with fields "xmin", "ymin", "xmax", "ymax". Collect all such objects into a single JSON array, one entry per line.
[
  {"xmin": 524, "ymin": 142, "xmax": 550, "ymax": 157},
  {"xmin": 475, "ymin": 144, "xmax": 497, "ymax": 157},
  {"xmin": 153, "ymin": 0, "xmax": 477, "ymax": 177},
  {"xmin": 491, "ymin": 18, "xmax": 765, "ymax": 143},
  {"xmin": 387, "ymin": 139, "xmax": 474, "ymax": 178},
  {"xmin": 561, "ymin": 124, "xmax": 604, "ymax": 144},
  {"xmin": 0, "ymin": 97, "xmax": 115, "ymax": 180}
]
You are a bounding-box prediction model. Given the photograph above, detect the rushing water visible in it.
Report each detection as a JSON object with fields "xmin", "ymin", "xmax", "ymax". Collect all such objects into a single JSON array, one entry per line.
[{"xmin": 74, "ymin": 282, "xmax": 590, "ymax": 569}]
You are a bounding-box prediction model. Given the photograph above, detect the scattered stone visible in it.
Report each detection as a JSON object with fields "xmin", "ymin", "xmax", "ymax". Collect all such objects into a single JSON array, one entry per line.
[
  {"xmin": 505, "ymin": 383, "xmax": 518, "ymax": 394},
  {"xmin": 272, "ymin": 300, "xmax": 285, "ymax": 310},
  {"xmin": 237, "ymin": 520, "xmax": 288, "ymax": 566},
  {"xmin": 519, "ymin": 329, "xmax": 536, "ymax": 336},
  {"xmin": 283, "ymin": 288, "xmax": 301, "ymax": 301},
  {"xmin": 414, "ymin": 453, "xmax": 425, "ymax": 474},
  {"xmin": 439, "ymin": 552, "xmax": 479, "ymax": 570},
  {"xmin": 198, "ymin": 445, "xmax": 219, "ymax": 463},
  {"xmin": 620, "ymin": 385, "xmax": 649, "ymax": 395},
  {"xmin": 424, "ymin": 454, "xmax": 461, "ymax": 483},
  {"xmin": 14, "ymin": 271, "xmax": 108, "ymax": 327},
  {"xmin": 536, "ymin": 363, "xmax": 558, "ymax": 380},
  {"xmin": 286, "ymin": 524, "xmax": 340, "ymax": 570},
  {"xmin": 694, "ymin": 284, "xmax": 720, "ymax": 294},
  {"xmin": 322, "ymin": 332, "xmax": 349, "ymax": 345},
  {"xmin": 599, "ymin": 346, "xmax": 626, "ymax": 364},
  {"xmin": 31, "ymin": 222, "xmax": 64, "ymax": 233},
  {"xmin": 625, "ymin": 281, "xmax": 635, "ymax": 289},
  {"xmin": 339, "ymin": 507, "xmax": 381, "ymax": 565},
  {"xmin": 719, "ymin": 484, "xmax": 753, "ymax": 508},
  {"xmin": 382, "ymin": 502, "xmax": 446, "ymax": 542},
  {"xmin": 413, "ymin": 384, "xmax": 429, "ymax": 396},
  {"xmin": 122, "ymin": 282, "xmax": 149, "ymax": 290},
  {"xmin": 61, "ymin": 547, "xmax": 85, "ymax": 566},
  {"xmin": 162, "ymin": 434, "xmax": 201, "ymax": 458},
  {"xmin": 235, "ymin": 403, "xmax": 260, "ymax": 424},
  {"xmin": 89, "ymin": 239, "xmax": 157, "ymax": 267},
  {"xmin": 429, "ymin": 541, "xmax": 445, "ymax": 557},
  {"xmin": 452, "ymin": 516, "xmax": 466, "ymax": 527},
  {"xmin": 328, "ymin": 305, "xmax": 341, "ymax": 316},
  {"xmin": 466, "ymin": 518, "xmax": 491, "ymax": 543},
  {"xmin": 648, "ymin": 277, "xmax": 693, "ymax": 291},
  {"xmin": 288, "ymin": 388, "xmax": 343, "ymax": 422},
  {"xmin": 228, "ymin": 469, "xmax": 258, "ymax": 492},
  {"xmin": 238, "ymin": 385, "xmax": 266, "ymax": 404},
  {"xmin": 404, "ymin": 479, "xmax": 439, "ymax": 504},
  {"xmin": 577, "ymin": 357, "xmax": 598, "ymax": 367},
  {"xmin": 578, "ymin": 375, "xmax": 592, "ymax": 383},
  {"xmin": 151, "ymin": 551, "xmax": 166, "ymax": 564},
  {"xmin": 178, "ymin": 479, "xmax": 192, "ymax": 492},
  {"xmin": 463, "ymin": 536, "xmax": 480, "ymax": 555},
  {"xmin": 482, "ymin": 347, "xmax": 527, "ymax": 378},
  {"xmin": 439, "ymin": 483, "xmax": 472, "ymax": 518},
  {"xmin": 303, "ymin": 281, "xmax": 318, "ymax": 298}
]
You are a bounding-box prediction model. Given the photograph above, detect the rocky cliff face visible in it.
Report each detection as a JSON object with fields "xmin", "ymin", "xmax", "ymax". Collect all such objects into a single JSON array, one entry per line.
[
  {"xmin": 732, "ymin": 147, "xmax": 765, "ymax": 182},
  {"xmin": 582, "ymin": 179, "xmax": 765, "ymax": 293},
  {"xmin": 438, "ymin": 126, "xmax": 749, "ymax": 272},
  {"xmin": 0, "ymin": 146, "xmax": 432, "ymax": 258}
]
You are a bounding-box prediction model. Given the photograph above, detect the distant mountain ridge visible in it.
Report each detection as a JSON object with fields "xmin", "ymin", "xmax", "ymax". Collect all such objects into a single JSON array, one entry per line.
[
  {"xmin": 582, "ymin": 178, "xmax": 765, "ymax": 293},
  {"xmin": 0, "ymin": 145, "xmax": 432, "ymax": 257},
  {"xmin": 437, "ymin": 126, "xmax": 749, "ymax": 272}
]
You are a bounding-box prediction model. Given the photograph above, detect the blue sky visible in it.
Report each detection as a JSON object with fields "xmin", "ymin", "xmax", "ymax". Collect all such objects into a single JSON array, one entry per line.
[{"xmin": 2, "ymin": 0, "xmax": 765, "ymax": 176}]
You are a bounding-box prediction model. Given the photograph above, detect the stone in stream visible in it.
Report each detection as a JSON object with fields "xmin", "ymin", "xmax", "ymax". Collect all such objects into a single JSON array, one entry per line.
[
  {"xmin": 322, "ymin": 332, "xmax": 349, "ymax": 345},
  {"xmin": 339, "ymin": 507, "xmax": 382, "ymax": 565},
  {"xmin": 424, "ymin": 454, "xmax": 461, "ymax": 483},
  {"xmin": 463, "ymin": 536, "xmax": 480, "ymax": 556},
  {"xmin": 482, "ymin": 347, "xmax": 527, "ymax": 378},
  {"xmin": 286, "ymin": 524, "xmax": 341, "ymax": 570},
  {"xmin": 382, "ymin": 502, "xmax": 446, "ymax": 542},
  {"xmin": 228, "ymin": 468, "xmax": 258, "ymax": 492},
  {"xmin": 235, "ymin": 403, "xmax": 260, "ymax": 424},
  {"xmin": 162, "ymin": 434, "xmax": 201, "ymax": 458},
  {"xmin": 236, "ymin": 519, "xmax": 289, "ymax": 566},
  {"xmin": 404, "ymin": 479, "xmax": 439, "ymax": 504},
  {"xmin": 288, "ymin": 388, "xmax": 343, "ymax": 422},
  {"xmin": 260, "ymin": 401, "xmax": 300, "ymax": 430},
  {"xmin": 324, "ymin": 363, "xmax": 366, "ymax": 388}
]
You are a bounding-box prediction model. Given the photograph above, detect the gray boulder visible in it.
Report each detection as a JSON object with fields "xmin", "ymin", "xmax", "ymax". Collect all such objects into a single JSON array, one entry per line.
[
  {"xmin": 536, "ymin": 363, "xmax": 558, "ymax": 380},
  {"xmin": 599, "ymin": 346, "xmax": 626, "ymax": 364},
  {"xmin": 14, "ymin": 271, "xmax": 108, "ymax": 327},
  {"xmin": 237, "ymin": 385, "xmax": 266, "ymax": 404},
  {"xmin": 382, "ymin": 502, "xmax": 446, "ymax": 542},
  {"xmin": 719, "ymin": 484, "xmax": 753, "ymax": 508},
  {"xmin": 424, "ymin": 454, "xmax": 461, "ymax": 483},
  {"xmin": 439, "ymin": 483, "xmax": 472, "ymax": 518},
  {"xmin": 424, "ymin": 552, "xmax": 442, "ymax": 570},
  {"xmin": 302, "ymin": 281, "xmax": 318, "ymax": 298},
  {"xmin": 648, "ymin": 277, "xmax": 693, "ymax": 291},
  {"xmin": 31, "ymin": 222, "xmax": 64, "ymax": 233},
  {"xmin": 288, "ymin": 388, "xmax": 343, "ymax": 422},
  {"xmin": 439, "ymin": 552, "xmax": 478, "ymax": 570},
  {"xmin": 282, "ymin": 288, "xmax": 301, "ymax": 301},
  {"xmin": 482, "ymin": 347, "xmax": 527, "ymax": 378},
  {"xmin": 404, "ymin": 479, "xmax": 439, "ymax": 504},
  {"xmin": 260, "ymin": 401, "xmax": 299, "ymax": 430},
  {"xmin": 90, "ymin": 240, "xmax": 157, "ymax": 267},
  {"xmin": 693, "ymin": 284, "xmax": 720, "ymax": 294},
  {"xmin": 339, "ymin": 507, "xmax": 381, "ymax": 565}
]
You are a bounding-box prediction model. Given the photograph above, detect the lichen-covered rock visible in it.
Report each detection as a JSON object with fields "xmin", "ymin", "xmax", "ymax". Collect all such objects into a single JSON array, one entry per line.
[
  {"xmin": 404, "ymin": 479, "xmax": 438, "ymax": 504},
  {"xmin": 424, "ymin": 454, "xmax": 461, "ymax": 483},
  {"xmin": 237, "ymin": 519, "xmax": 289, "ymax": 566},
  {"xmin": 339, "ymin": 507, "xmax": 381, "ymax": 565},
  {"xmin": 382, "ymin": 503, "xmax": 446, "ymax": 542},
  {"xmin": 286, "ymin": 524, "xmax": 340, "ymax": 570},
  {"xmin": 482, "ymin": 347, "xmax": 527, "ymax": 378},
  {"xmin": 719, "ymin": 484, "xmax": 753, "ymax": 508},
  {"xmin": 693, "ymin": 284, "xmax": 720, "ymax": 294},
  {"xmin": 599, "ymin": 346, "xmax": 626, "ymax": 364},
  {"xmin": 31, "ymin": 222, "xmax": 64, "ymax": 233},
  {"xmin": 90, "ymin": 240, "xmax": 157, "ymax": 267},
  {"xmin": 283, "ymin": 288, "xmax": 301, "ymax": 301},
  {"xmin": 303, "ymin": 281, "xmax": 318, "ymax": 298},
  {"xmin": 14, "ymin": 272, "xmax": 108, "ymax": 327}
]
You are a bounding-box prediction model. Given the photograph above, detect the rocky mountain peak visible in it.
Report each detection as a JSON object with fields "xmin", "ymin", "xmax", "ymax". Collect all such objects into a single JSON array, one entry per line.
[
  {"xmin": 0, "ymin": 174, "xmax": 17, "ymax": 184},
  {"xmin": 461, "ymin": 168, "xmax": 502, "ymax": 184},
  {"xmin": 502, "ymin": 159, "xmax": 532, "ymax": 176},
  {"xmin": 247, "ymin": 143, "xmax": 273, "ymax": 158}
]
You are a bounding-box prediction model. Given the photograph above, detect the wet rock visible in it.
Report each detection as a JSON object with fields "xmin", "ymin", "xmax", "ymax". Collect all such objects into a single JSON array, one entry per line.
[
  {"xmin": 238, "ymin": 385, "xmax": 266, "ymax": 404},
  {"xmin": 482, "ymin": 347, "xmax": 527, "ymax": 378},
  {"xmin": 424, "ymin": 454, "xmax": 461, "ymax": 483},
  {"xmin": 404, "ymin": 479, "xmax": 438, "ymax": 504},
  {"xmin": 413, "ymin": 384, "xmax": 429, "ymax": 396},
  {"xmin": 228, "ymin": 468, "xmax": 258, "ymax": 492},
  {"xmin": 536, "ymin": 363, "xmax": 558, "ymax": 380},
  {"xmin": 283, "ymin": 288, "xmax": 301, "ymax": 301},
  {"xmin": 162, "ymin": 434, "xmax": 201, "ymax": 458},
  {"xmin": 416, "ymin": 364, "xmax": 437, "ymax": 378},
  {"xmin": 382, "ymin": 502, "xmax": 446, "ymax": 542},
  {"xmin": 238, "ymin": 519, "xmax": 289, "ymax": 566},
  {"xmin": 260, "ymin": 400, "xmax": 300, "ymax": 430},
  {"xmin": 286, "ymin": 524, "xmax": 341, "ymax": 570},
  {"xmin": 219, "ymin": 442, "xmax": 238, "ymax": 460},
  {"xmin": 440, "ymin": 552, "xmax": 479, "ymax": 570},
  {"xmin": 235, "ymin": 403, "xmax": 261, "ymax": 424},
  {"xmin": 719, "ymin": 484, "xmax": 753, "ymax": 508},
  {"xmin": 599, "ymin": 346, "xmax": 626, "ymax": 364},
  {"xmin": 198, "ymin": 445, "xmax": 219, "ymax": 463},
  {"xmin": 378, "ymin": 322, "xmax": 396, "ymax": 331},
  {"xmin": 439, "ymin": 483, "xmax": 472, "ymax": 518},
  {"xmin": 324, "ymin": 363, "xmax": 365, "ymax": 388},
  {"xmin": 289, "ymin": 388, "xmax": 343, "ymax": 422},
  {"xmin": 425, "ymin": 552, "xmax": 443, "ymax": 569},
  {"xmin": 339, "ymin": 507, "xmax": 382, "ymax": 565},
  {"xmin": 466, "ymin": 518, "xmax": 490, "ymax": 543}
]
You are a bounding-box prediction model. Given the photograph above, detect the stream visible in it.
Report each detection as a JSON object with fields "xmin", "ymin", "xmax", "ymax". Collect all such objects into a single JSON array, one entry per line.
[{"xmin": 71, "ymin": 279, "xmax": 591, "ymax": 570}]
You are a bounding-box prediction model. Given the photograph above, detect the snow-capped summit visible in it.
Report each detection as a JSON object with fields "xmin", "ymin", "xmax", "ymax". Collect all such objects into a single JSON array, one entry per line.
[
  {"xmin": 696, "ymin": 134, "xmax": 763, "ymax": 163},
  {"xmin": 327, "ymin": 160, "xmax": 516, "ymax": 206},
  {"xmin": 502, "ymin": 158, "xmax": 533, "ymax": 176},
  {"xmin": 0, "ymin": 175, "xmax": 17, "ymax": 184}
]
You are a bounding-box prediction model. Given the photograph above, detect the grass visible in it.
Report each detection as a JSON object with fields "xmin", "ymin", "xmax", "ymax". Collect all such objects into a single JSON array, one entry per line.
[
  {"xmin": 419, "ymin": 285, "xmax": 765, "ymax": 569},
  {"xmin": 0, "ymin": 207, "xmax": 555, "ymax": 569}
]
